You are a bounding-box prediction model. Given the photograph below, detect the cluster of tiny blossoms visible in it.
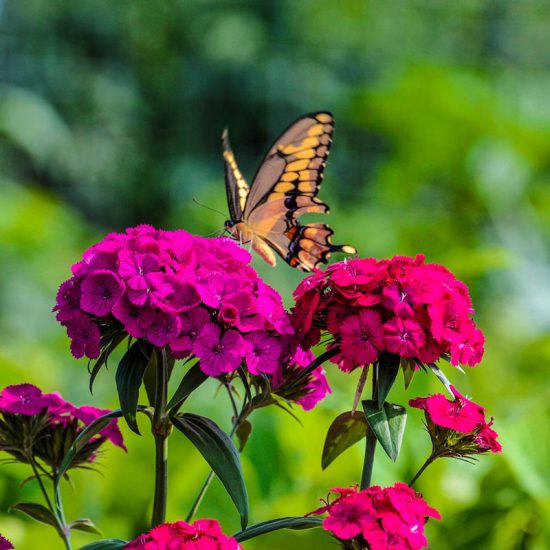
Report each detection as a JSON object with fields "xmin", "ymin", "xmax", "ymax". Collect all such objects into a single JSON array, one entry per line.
[
  {"xmin": 410, "ymin": 386, "xmax": 501, "ymax": 457},
  {"xmin": 313, "ymin": 483, "xmax": 440, "ymax": 550},
  {"xmin": 124, "ymin": 519, "xmax": 242, "ymax": 549},
  {"xmin": 54, "ymin": 225, "xmax": 297, "ymax": 379},
  {"xmin": 292, "ymin": 255, "xmax": 484, "ymax": 372},
  {"xmin": 0, "ymin": 535, "xmax": 13, "ymax": 550}
]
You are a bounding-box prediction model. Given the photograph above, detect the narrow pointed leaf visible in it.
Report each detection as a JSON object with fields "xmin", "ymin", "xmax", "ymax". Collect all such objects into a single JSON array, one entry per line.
[
  {"xmin": 427, "ymin": 363, "xmax": 454, "ymax": 396},
  {"xmin": 401, "ymin": 358, "xmax": 416, "ymax": 390},
  {"xmin": 89, "ymin": 332, "xmax": 126, "ymax": 394},
  {"xmin": 322, "ymin": 411, "xmax": 368, "ymax": 470},
  {"xmin": 167, "ymin": 361, "xmax": 208, "ymax": 412},
  {"xmin": 79, "ymin": 540, "xmax": 127, "ymax": 550},
  {"xmin": 172, "ymin": 413, "xmax": 249, "ymax": 529},
  {"xmin": 362, "ymin": 400, "xmax": 407, "ymax": 462},
  {"xmin": 376, "ymin": 353, "xmax": 400, "ymax": 409},
  {"xmin": 11, "ymin": 502, "xmax": 60, "ymax": 532},
  {"xmin": 115, "ymin": 341, "xmax": 151, "ymax": 434},
  {"xmin": 70, "ymin": 518, "xmax": 102, "ymax": 535},
  {"xmin": 234, "ymin": 517, "xmax": 323, "ymax": 542}
]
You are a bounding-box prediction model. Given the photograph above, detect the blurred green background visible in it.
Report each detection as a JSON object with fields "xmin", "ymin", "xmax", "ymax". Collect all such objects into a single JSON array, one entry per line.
[{"xmin": 1, "ymin": 1, "xmax": 549, "ymax": 548}]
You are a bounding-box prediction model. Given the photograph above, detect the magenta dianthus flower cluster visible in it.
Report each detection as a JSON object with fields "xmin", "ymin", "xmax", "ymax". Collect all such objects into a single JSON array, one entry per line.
[
  {"xmin": 54, "ymin": 225, "xmax": 295, "ymax": 378},
  {"xmin": 0, "ymin": 534, "xmax": 13, "ymax": 550},
  {"xmin": 124, "ymin": 518, "xmax": 242, "ymax": 549},
  {"xmin": 292, "ymin": 255, "xmax": 484, "ymax": 372},
  {"xmin": 0, "ymin": 383, "xmax": 125, "ymax": 452},
  {"xmin": 409, "ymin": 386, "xmax": 501, "ymax": 455},
  {"xmin": 313, "ymin": 483, "xmax": 440, "ymax": 550}
]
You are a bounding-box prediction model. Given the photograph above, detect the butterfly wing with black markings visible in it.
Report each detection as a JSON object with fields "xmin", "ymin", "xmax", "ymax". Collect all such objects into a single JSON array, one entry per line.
[{"xmin": 223, "ymin": 112, "xmax": 356, "ymax": 271}]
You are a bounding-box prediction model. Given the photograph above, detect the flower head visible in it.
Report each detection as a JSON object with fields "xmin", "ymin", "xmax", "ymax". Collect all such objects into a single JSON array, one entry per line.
[
  {"xmin": 124, "ymin": 519, "xmax": 243, "ymax": 549},
  {"xmin": 55, "ymin": 226, "xmax": 294, "ymax": 382},
  {"xmin": 409, "ymin": 386, "xmax": 501, "ymax": 457},
  {"xmin": 312, "ymin": 483, "xmax": 440, "ymax": 550},
  {"xmin": 292, "ymin": 255, "xmax": 484, "ymax": 373}
]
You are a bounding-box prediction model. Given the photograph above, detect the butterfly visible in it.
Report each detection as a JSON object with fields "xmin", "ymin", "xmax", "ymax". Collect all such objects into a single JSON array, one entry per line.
[{"xmin": 223, "ymin": 111, "xmax": 356, "ymax": 272}]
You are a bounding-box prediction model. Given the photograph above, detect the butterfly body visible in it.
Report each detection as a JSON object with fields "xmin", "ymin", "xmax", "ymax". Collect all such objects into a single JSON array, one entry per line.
[{"xmin": 223, "ymin": 112, "xmax": 356, "ymax": 271}]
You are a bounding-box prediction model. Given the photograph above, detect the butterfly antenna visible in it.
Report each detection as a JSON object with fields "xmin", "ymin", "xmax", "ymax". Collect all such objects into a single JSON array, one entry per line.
[
  {"xmin": 192, "ymin": 197, "xmax": 227, "ymax": 220},
  {"xmin": 202, "ymin": 228, "xmax": 225, "ymax": 238}
]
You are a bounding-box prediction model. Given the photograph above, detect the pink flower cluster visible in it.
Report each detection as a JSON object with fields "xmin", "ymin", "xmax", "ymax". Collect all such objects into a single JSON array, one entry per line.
[
  {"xmin": 0, "ymin": 384, "xmax": 125, "ymax": 451},
  {"xmin": 124, "ymin": 519, "xmax": 242, "ymax": 549},
  {"xmin": 409, "ymin": 386, "xmax": 501, "ymax": 454},
  {"xmin": 292, "ymin": 255, "xmax": 484, "ymax": 372},
  {"xmin": 313, "ymin": 483, "xmax": 440, "ymax": 550},
  {"xmin": 0, "ymin": 534, "xmax": 13, "ymax": 550},
  {"xmin": 54, "ymin": 225, "xmax": 294, "ymax": 378}
]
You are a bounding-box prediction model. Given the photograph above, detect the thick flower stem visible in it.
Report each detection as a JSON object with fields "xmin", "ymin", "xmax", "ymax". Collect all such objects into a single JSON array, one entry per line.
[
  {"xmin": 360, "ymin": 361, "xmax": 379, "ymax": 490},
  {"xmin": 151, "ymin": 348, "xmax": 170, "ymax": 528}
]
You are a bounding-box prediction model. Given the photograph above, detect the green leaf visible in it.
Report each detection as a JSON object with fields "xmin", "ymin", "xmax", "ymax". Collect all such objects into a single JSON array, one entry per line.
[
  {"xmin": 362, "ymin": 400, "xmax": 407, "ymax": 462},
  {"xmin": 115, "ymin": 341, "xmax": 151, "ymax": 434},
  {"xmin": 322, "ymin": 411, "xmax": 368, "ymax": 470},
  {"xmin": 10, "ymin": 502, "xmax": 60, "ymax": 532},
  {"xmin": 70, "ymin": 517, "xmax": 102, "ymax": 535},
  {"xmin": 376, "ymin": 352, "xmax": 401, "ymax": 409},
  {"xmin": 172, "ymin": 413, "xmax": 249, "ymax": 529},
  {"xmin": 78, "ymin": 540, "xmax": 127, "ymax": 550},
  {"xmin": 166, "ymin": 361, "xmax": 208, "ymax": 412},
  {"xmin": 236, "ymin": 419, "xmax": 252, "ymax": 452},
  {"xmin": 233, "ymin": 517, "xmax": 323, "ymax": 543}
]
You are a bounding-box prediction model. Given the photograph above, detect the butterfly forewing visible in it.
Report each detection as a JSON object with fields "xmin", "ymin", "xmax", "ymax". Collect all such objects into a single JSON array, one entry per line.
[{"xmin": 222, "ymin": 128, "xmax": 249, "ymax": 220}]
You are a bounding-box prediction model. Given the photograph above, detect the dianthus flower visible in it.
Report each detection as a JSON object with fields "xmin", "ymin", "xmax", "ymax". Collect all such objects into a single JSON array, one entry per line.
[
  {"xmin": 0, "ymin": 384, "xmax": 125, "ymax": 470},
  {"xmin": 54, "ymin": 226, "xmax": 294, "ymax": 380},
  {"xmin": 292, "ymin": 255, "xmax": 484, "ymax": 373},
  {"xmin": 311, "ymin": 483, "xmax": 440, "ymax": 550},
  {"xmin": 0, "ymin": 535, "xmax": 13, "ymax": 550},
  {"xmin": 409, "ymin": 386, "xmax": 501, "ymax": 458},
  {"xmin": 124, "ymin": 518, "xmax": 242, "ymax": 549}
]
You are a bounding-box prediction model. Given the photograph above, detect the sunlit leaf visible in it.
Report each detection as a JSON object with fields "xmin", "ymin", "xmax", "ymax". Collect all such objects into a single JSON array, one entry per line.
[
  {"xmin": 322, "ymin": 411, "xmax": 368, "ymax": 470},
  {"xmin": 362, "ymin": 400, "xmax": 407, "ymax": 462},
  {"xmin": 70, "ymin": 517, "xmax": 102, "ymax": 535}
]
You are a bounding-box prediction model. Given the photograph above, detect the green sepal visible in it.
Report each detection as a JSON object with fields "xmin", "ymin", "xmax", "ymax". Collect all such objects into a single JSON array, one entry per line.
[
  {"xmin": 233, "ymin": 517, "xmax": 323, "ymax": 543},
  {"xmin": 115, "ymin": 341, "xmax": 151, "ymax": 434},
  {"xmin": 322, "ymin": 411, "xmax": 368, "ymax": 470},
  {"xmin": 172, "ymin": 412, "xmax": 249, "ymax": 529},
  {"xmin": 362, "ymin": 400, "xmax": 407, "ymax": 462},
  {"xmin": 236, "ymin": 419, "xmax": 252, "ymax": 452},
  {"xmin": 401, "ymin": 358, "xmax": 416, "ymax": 389}
]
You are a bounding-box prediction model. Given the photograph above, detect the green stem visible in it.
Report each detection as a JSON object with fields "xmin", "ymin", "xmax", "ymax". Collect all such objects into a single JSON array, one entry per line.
[
  {"xmin": 151, "ymin": 348, "xmax": 170, "ymax": 528},
  {"xmin": 360, "ymin": 361, "xmax": 379, "ymax": 489},
  {"xmin": 409, "ymin": 454, "xmax": 436, "ymax": 487},
  {"xmin": 28, "ymin": 457, "xmax": 72, "ymax": 550}
]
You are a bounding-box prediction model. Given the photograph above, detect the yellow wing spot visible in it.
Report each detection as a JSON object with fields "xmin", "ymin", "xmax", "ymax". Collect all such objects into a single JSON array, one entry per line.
[
  {"xmin": 281, "ymin": 171, "xmax": 298, "ymax": 182},
  {"xmin": 315, "ymin": 113, "xmax": 332, "ymax": 123},
  {"xmin": 279, "ymin": 137, "xmax": 319, "ymax": 155},
  {"xmin": 298, "ymin": 181, "xmax": 317, "ymax": 193},
  {"xmin": 299, "ymin": 170, "xmax": 318, "ymax": 180},
  {"xmin": 342, "ymin": 245, "xmax": 357, "ymax": 254},
  {"xmin": 307, "ymin": 124, "xmax": 325, "ymax": 137},
  {"xmin": 274, "ymin": 182, "xmax": 295, "ymax": 193},
  {"xmin": 287, "ymin": 159, "xmax": 310, "ymax": 171},
  {"xmin": 292, "ymin": 149, "xmax": 316, "ymax": 160}
]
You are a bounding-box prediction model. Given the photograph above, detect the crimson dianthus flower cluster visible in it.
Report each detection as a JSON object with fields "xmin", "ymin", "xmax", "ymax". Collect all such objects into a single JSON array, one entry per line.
[
  {"xmin": 313, "ymin": 483, "xmax": 440, "ymax": 550},
  {"xmin": 292, "ymin": 255, "xmax": 484, "ymax": 372},
  {"xmin": 0, "ymin": 384, "xmax": 125, "ymax": 469},
  {"xmin": 54, "ymin": 225, "xmax": 296, "ymax": 379},
  {"xmin": 0, "ymin": 534, "xmax": 13, "ymax": 550},
  {"xmin": 124, "ymin": 518, "xmax": 242, "ymax": 549}
]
